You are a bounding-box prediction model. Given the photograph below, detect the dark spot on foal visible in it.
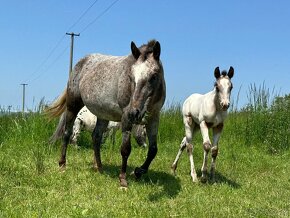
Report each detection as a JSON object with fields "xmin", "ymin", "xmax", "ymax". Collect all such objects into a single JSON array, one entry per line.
[{"xmin": 206, "ymin": 122, "xmax": 214, "ymax": 128}]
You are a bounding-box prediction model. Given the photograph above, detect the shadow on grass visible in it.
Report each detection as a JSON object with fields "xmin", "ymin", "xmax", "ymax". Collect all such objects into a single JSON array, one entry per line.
[
  {"xmin": 197, "ymin": 170, "xmax": 241, "ymax": 188},
  {"xmin": 99, "ymin": 164, "xmax": 181, "ymax": 201}
]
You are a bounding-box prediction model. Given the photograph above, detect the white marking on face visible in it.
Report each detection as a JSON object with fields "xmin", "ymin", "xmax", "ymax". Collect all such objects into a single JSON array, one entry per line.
[
  {"xmin": 218, "ymin": 77, "xmax": 232, "ymax": 107},
  {"xmin": 132, "ymin": 61, "xmax": 151, "ymax": 85}
]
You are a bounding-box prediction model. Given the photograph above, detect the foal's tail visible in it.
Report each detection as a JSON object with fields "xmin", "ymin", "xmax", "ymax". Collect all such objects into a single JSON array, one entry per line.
[{"xmin": 44, "ymin": 89, "xmax": 67, "ymax": 143}]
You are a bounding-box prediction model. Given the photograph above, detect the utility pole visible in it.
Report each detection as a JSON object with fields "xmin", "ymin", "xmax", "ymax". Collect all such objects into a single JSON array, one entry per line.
[
  {"xmin": 20, "ymin": 83, "xmax": 28, "ymax": 115},
  {"xmin": 8, "ymin": 105, "xmax": 12, "ymax": 115},
  {"xmin": 66, "ymin": 32, "xmax": 80, "ymax": 76}
]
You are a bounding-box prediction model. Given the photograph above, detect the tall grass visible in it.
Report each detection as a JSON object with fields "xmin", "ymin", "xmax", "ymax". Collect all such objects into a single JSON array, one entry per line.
[{"xmin": 226, "ymin": 83, "xmax": 289, "ymax": 153}]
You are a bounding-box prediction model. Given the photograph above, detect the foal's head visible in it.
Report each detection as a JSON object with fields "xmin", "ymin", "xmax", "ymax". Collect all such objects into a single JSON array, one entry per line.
[
  {"xmin": 128, "ymin": 40, "xmax": 164, "ymax": 123},
  {"xmin": 214, "ymin": 66, "xmax": 234, "ymax": 111}
]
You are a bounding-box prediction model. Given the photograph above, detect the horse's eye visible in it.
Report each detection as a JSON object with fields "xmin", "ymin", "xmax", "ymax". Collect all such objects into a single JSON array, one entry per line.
[{"xmin": 149, "ymin": 74, "xmax": 158, "ymax": 84}]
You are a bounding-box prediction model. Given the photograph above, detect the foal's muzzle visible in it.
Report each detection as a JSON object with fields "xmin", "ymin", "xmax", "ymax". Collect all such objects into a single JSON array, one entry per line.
[{"xmin": 221, "ymin": 102, "xmax": 230, "ymax": 111}]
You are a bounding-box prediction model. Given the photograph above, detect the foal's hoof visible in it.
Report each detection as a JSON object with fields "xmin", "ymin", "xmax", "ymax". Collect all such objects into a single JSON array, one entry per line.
[
  {"xmin": 200, "ymin": 175, "xmax": 208, "ymax": 183},
  {"xmin": 171, "ymin": 164, "xmax": 177, "ymax": 175}
]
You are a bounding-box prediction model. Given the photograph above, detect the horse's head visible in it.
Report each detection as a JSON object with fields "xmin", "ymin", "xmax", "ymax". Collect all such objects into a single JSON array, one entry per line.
[
  {"xmin": 128, "ymin": 40, "xmax": 164, "ymax": 123},
  {"xmin": 214, "ymin": 66, "xmax": 234, "ymax": 111}
]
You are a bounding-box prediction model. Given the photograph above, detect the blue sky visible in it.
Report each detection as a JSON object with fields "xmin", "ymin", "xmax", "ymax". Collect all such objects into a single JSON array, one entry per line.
[{"xmin": 1, "ymin": 0, "xmax": 289, "ymax": 111}]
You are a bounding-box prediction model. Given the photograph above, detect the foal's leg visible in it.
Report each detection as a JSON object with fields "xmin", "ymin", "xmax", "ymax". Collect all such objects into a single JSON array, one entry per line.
[
  {"xmin": 200, "ymin": 121, "xmax": 212, "ymax": 183},
  {"xmin": 119, "ymin": 117, "xmax": 132, "ymax": 188},
  {"xmin": 92, "ymin": 119, "xmax": 109, "ymax": 172},
  {"xmin": 171, "ymin": 136, "xmax": 186, "ymax": 174},
  {"xmin": 133, "ymin": 116, "xmax": 159, "ymax": 179},
  {"xmin": 210, "ymin": 123, "xmax": 223, "ymax": 181},
  {"xmin": 186, "ymin": 123, "xmax": 198, "ymax": 182}
]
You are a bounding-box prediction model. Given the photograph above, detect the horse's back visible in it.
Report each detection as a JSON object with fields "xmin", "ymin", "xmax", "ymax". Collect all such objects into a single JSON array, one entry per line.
[{"xmin": 182, "ymin": 93, "xmax": 203, "ymax": 118}]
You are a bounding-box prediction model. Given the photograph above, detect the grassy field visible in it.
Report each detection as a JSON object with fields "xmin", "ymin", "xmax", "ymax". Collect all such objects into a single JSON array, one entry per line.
[{"xmin": 0, "ymin": 94, "xmax": 289, "ymax": 217}]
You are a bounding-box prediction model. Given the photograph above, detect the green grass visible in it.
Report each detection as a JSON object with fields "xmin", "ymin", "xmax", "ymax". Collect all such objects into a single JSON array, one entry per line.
[{"xmin": 0, "ymin": 93, "xmax": 289, "ymax": 217}]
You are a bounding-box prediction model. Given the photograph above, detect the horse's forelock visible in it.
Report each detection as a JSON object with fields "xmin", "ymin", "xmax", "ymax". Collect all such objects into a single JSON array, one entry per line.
[
  {"xmin": 221, "ymin": 70, "xmax": 227, "ymax": 77},
  {"xmin": 138, "ymin": 40, "xmax": 158, "ymax": 61}
]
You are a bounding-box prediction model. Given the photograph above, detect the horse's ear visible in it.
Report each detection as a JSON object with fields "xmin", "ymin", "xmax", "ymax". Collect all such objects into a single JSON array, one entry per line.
[
  {"xmin": 214, "ymin": 67, "xmax": 220, "ymax": 79},
  {"xmin": 131, "ymin": 41, "xmax": 140, "ymax": 60},
  {"xmin": 153, "ymin": 41, "xmax": 161, "ymax": 60},
  {"xmin": 228, "ymin": 66, "xmax": 234, "ymax": 79}
]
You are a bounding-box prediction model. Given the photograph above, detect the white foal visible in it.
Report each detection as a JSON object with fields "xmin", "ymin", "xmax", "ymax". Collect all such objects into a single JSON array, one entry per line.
[
  {"xmin": 71, "ymin": 106, "xmax": 147, "ymax": 147},
  {"xmin": 172, "ymin": 66, "xmax": 234, "ymax": 183}
]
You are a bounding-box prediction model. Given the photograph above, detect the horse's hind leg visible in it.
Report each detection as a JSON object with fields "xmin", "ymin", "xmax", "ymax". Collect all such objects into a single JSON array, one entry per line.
[
  {"xmin": 210, "ymin": 123, "xmax": 223, "ymax": 182},
  {"xmin": 171, "ymin": 137, "xmax": 186, "ymax": 175},
  {"xmin": 59, "ymin": 110, "xmax": 78, "ymax": 168},
  {"xmin": 92, "ymin": 118, "xmax": 109, "ymax": 172}
]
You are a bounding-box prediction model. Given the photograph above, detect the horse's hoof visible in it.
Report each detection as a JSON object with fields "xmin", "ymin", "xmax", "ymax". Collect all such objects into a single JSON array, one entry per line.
[
  {"xmin": 119, "ymin": 186, "xmax": 128, "ymax": 191},
  {"xmin": 119, "ymin": 174, "xmax": 128, "ymax": 188},
  {"xmin": 133, "ymin": 167, "xmax": 147, "ymax": 179},
  {"xmin": 119, "ymin": 179, "xmax": 128, "ymax": 188},
  {"xmin": 59, "ymin": 164, "xmax": 66, "ymax": 172},
  {"xmin": 93, "ymin": 164, "xmax": 103, "ymax": 173}
]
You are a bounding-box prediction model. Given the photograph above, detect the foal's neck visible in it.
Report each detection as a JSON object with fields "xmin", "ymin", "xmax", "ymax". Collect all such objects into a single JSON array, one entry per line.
[{"xmin": 212, "ymin": 88, "xmax": 223, "ymax": 112}]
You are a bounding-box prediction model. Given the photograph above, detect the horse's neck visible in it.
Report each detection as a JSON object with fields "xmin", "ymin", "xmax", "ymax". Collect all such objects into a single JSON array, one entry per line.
[{"xmin": 203, "ymin": 89, "xmax": 224, "ymax": 115}]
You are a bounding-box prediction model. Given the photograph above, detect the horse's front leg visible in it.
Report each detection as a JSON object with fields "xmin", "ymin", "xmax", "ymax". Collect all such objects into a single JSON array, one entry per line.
[
  {"xmin": 210, "ymin": 123, "xmax": 223, "ymax": 182},
  {"xmin": 133, "ymin": 116, "xmax": 159, "ymax": 179},
  {"xmin": 92, "ymin": 119, "xmax": 109, "ymax": 172},
  {"xmin": 119, "ymin": 117, "xmax": 132, "ymax": 188},
  {"xmin": 200, "ymin": 121, "xmax": 212, "ymax": 183}
]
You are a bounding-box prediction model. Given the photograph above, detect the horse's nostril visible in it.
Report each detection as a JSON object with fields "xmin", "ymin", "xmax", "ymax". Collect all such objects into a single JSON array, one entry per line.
[{"xmin": 134, "ymin": 109, "xmax": 140, "ymax": 118}]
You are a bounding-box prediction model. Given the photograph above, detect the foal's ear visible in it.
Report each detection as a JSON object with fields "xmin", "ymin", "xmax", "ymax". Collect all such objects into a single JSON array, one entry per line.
[
  {"xmin": 153, "ymin": 41, "xmax": 161, "ymax": 60},
  {"xmin": 214, "ymin": 67, "xmax": 220, "ymax": 79},
  {"xmin": 228, "ymin": 66, "xmax": 234, "ymax": 79},
  {"xmin": 131, "ymin": 41, "xmax": 141, "ymax": 60}
]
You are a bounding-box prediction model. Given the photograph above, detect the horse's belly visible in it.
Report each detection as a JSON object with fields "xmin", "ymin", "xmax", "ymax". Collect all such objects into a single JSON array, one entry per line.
[{"xmin": 83, "ymin": 99, "xmax": 122, "ymax": 122}]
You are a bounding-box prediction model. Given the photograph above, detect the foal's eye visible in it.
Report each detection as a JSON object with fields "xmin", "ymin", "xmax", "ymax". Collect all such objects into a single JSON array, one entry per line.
[{"xmin": 215, "ymin": 86, "xmax": 219, "ymax": 92}]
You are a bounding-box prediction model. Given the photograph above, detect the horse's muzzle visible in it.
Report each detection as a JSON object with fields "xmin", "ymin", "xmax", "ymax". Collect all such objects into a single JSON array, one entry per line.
[{"xmin": 128, "ymin": 108, "xmax": 142, "ymax": 123}]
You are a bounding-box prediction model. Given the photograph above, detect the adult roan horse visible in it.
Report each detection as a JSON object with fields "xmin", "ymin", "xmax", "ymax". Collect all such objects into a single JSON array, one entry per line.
[
  {"xmin": 46, "ymin": 40, "xmax": 166, "ymax": 188},
  {"xmin": 171, "ymin": 66, "xmax": 234, "ymax": 183}
]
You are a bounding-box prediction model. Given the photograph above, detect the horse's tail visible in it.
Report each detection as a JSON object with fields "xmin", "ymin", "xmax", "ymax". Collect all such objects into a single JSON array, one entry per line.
[
  {"xmin": 44, "ymin": 89, "xmax": 67, "ymax": 143},
  {"xmin": 45, "ymin": 89, "xmax": 67, "ymax": 119},
  {"xmin": 49, "ymin": 112, "xmax": 66, "ymax": 143}
]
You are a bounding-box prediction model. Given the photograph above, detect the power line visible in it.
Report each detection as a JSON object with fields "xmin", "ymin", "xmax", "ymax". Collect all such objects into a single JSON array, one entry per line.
[
  {"xmin": 29, "ymin": 45, "xmax": 69, "ymax": 83},
  {"xmin": 80, "ymin": 0, "xmax": 121, "ymax": 34},
  {"xmin": 25, "ymin": 0, "xmax": 101, "ymax": 84},
  {"xmin": 66, "ymin": 0, "xmax": 100, "ymax": 32}
]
